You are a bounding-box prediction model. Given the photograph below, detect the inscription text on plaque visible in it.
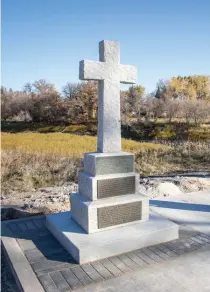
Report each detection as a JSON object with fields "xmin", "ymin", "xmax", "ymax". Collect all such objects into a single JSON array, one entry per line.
[{"xmin": 98, "ymin": 201, "xmax": 142, "ymax": 229}]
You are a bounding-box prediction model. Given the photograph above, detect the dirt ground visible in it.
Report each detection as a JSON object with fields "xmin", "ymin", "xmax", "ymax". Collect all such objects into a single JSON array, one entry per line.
[{"xmin": 1, "ymin": 176, "xmax": 210, "ymax": 220}]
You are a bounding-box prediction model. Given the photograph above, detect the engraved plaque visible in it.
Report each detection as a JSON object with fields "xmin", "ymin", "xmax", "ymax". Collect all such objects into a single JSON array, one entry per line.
[
  {"xmin": 96, "ymin": 155, "xmax": 134, "ymax": 175},
  {"xmin": 97, "ymin": 176, "xmax": 135, "ymax": 199},
  {"xmin": 98, "ymin": 201, "xmax": 142, "ymax": 228}
]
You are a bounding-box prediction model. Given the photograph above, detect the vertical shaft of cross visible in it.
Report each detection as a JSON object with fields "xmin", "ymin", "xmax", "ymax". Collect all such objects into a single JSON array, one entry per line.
[
  {"xmin": 98, "ymin": 41, "xmax": 121, "ymax": 152},
  {"xmin": 98, "ymin": 79, "xmax": 121, "ymax": 152}
]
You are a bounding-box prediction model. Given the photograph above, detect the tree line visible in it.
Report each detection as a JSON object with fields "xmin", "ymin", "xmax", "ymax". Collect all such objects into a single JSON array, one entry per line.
[{"xmin": 1, "ymin": 75, "xmax": 210, "ymax": 125}]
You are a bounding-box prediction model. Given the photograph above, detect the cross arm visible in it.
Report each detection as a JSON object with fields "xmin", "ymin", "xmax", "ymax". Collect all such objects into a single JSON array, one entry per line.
[
  {"xmin": 120, "ymin": 64, "xmax": 137, "ymax": 84},
  {"xmin": 79, "ymin": 60, "xmax": 106, "ymax": 81}
]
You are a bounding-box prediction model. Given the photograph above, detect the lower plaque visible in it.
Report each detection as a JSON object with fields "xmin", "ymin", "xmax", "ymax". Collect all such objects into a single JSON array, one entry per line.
[{"xmin": 98, "ymin": 201, "xmax": 142, "ymax": 229}]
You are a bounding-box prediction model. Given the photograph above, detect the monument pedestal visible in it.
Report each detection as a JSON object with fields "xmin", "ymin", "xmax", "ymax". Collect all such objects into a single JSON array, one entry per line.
[
  {"xmin": 46, "ymin": 152, "xmax": 179, "ymax": 264},
  {"xmin": 46, "ymin": 211, "xmax": 178, "ymax": 264}
]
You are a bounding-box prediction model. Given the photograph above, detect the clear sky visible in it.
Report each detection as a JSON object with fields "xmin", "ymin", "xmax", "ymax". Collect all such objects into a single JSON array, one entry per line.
[{"xmin": 2, "ymin": 0, "xmax": 210, "ymax": 93}]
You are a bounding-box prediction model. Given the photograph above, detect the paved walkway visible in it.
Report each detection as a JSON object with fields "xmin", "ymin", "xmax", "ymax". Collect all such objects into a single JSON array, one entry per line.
[
  {"xmin": 150, "ymin": 189, "xmax": 210, "ymax": 235},
  {"xmin": 76, "ymin": 190, "xmax": 210, "ymax": 292},
  {"xmin": 2, "ymin": 190, "xmax": 210, "ymax": 292},
  {"xmin": 77, "ymin": 245, "xmax": 210, "ymax": 292}
]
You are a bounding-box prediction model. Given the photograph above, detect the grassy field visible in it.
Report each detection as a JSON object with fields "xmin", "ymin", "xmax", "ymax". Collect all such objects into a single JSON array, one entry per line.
[
  {"xmin": 1, "ymin": 133, "xmax": 168, "ymax": 157},
  {"xmin": 1, "ymin": 132, "xmax": 210, "ymax": 194}
]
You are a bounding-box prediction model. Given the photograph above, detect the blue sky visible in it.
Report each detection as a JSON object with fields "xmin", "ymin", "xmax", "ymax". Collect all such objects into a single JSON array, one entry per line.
[{"xmin": 2, "ymin": 0, "xmax": 210, "ymax": 93}]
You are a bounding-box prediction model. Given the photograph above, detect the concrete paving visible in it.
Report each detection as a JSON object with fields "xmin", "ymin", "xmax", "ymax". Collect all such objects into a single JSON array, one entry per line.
[
  {"xmin": 2, "ymin": 190, "xmax": 210, "ymax": 292},
  {"xmin": 150, "ymin": 189, "xmax": 210, "ymax": 235},
  {"xmin": 76, "ymin": 245, "xmax": 210, "ymax": 292},
  {"xmin": 76, "ymin": 190, "xmax": 210, "ymax": 292}
]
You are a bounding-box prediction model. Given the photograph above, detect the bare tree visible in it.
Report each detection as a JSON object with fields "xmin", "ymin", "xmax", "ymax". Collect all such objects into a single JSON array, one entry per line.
[
  {"xmin": 62, "ymin": 82, "xmax": 80, "ymax": 99},
  {"xmin": 183, "ymin": 100, "xmax": 210, "ymax": 124},
  {"xmin": 33, "ymin": 79, "xmax": 56, "ymax": 95},
  {"xmin": 164, "ymin": 99, "xmax": 181, "ymax": 123}
]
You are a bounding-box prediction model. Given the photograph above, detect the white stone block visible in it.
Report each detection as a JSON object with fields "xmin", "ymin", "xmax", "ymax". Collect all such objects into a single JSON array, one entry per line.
[
  {"xmin": 84, "ymin": 152, "xmax": 134, "ymax": 176},
  {"xmin": 46, "ymin": 211, "xmax": 179, "ymax": 264},
  {"xmin": 78, "ymin": 172, "xmax": 139, "ymax": 201},
  {"xmin": 70, "ymin": 192, "xmax": 149, "ymax": 233}
]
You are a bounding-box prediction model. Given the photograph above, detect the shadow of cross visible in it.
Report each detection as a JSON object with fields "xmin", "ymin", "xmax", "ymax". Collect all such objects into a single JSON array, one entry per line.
[{"xmin": 79, "ymin": 40, "xmax": 137, "ymax": 153}]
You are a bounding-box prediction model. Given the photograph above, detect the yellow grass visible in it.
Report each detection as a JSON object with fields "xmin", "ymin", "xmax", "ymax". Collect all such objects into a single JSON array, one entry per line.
[{"xmin": 1, "ymin": 133, "xmax": 169, "ymax": 157}]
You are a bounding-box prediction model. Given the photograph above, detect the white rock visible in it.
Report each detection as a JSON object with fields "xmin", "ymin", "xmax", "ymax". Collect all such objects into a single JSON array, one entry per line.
[
  {"xmin": 155, "ymin": 182, "xmax": 182, "ymax": 197},
  {"xmin": 51, "ymin": 197, "xmax": 57, "ymax": 203}
]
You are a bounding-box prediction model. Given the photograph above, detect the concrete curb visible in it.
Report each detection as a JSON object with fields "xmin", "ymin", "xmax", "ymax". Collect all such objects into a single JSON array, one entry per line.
[{"xmin": 1, "ymin": 222, "xmax": 45, "ymax": 292}]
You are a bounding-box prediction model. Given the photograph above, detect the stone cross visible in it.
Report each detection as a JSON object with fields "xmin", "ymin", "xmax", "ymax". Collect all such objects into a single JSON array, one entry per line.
[{"xmin": 79, "ymin": 40, "xmax": 137, "ymax": 153}]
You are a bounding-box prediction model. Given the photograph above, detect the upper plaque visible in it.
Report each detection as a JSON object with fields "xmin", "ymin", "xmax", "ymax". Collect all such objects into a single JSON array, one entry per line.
[
  {"xmin": 84, "ymin": 153, "xmax": 134, "ymax": 176},
  {"xmin": 96, "ymin": 156, "xmax": 134, "ymax": 175}
]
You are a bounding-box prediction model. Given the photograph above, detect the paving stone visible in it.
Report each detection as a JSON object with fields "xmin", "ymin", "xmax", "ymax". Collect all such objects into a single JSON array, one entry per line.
[
  {"xmin": 201, "ymin": 234, "xmax": 210, "ymax": 240},
  {"xmin": 33, "ymin": 237, "xmax": 63, "ymax": 253},
  {"xmin": 148, "ymin": 246, "xmax": 170, "ymax": 260},
  {"xmin": 18, "ymin": 235, "xmax": 57, "ymax": 253},
  {"xmin": 162, "ymin": 242, "xmax": 182, "ymax": 255},
  {"xmin": 125, "ymin": 251, "xmax": 148, "ymax": 267},
  {"xmin": 182, "ymin": 238, "xmax": 193, "ymax": 250},
  {"xmin": 117, "ymin": 254, "xmax": 139, "ymax": 270},
  {"xmin": 20, "ymin": 230, "xmax": 50, "ymax": 242},
  {"xmin": 17, "ymin": 222, "xmax": 28, "ymax": 232},
  {"xmin": 25, "ymin": 248, "xmax": 43, "ymax": 262},
  {"xmin": 169, "ymin": 239, "xmax": 195, "ymax": 253},
  {"xmin": 178, "ymin": 224, "xmax": 200, "ymax": 237},
  {"xmin": 70, "ymin": 266, "xmax": 93, "ymax": 286},
  {"xmin": 36, "ymin": 263, "xmax": 77, "ymax": 277},
  {"xmin": 7, "ymin": 223, "xmax": 22, "ymax": 235},
  {"xmin": 141, "ymin": 247, "xmax": 164, "ymax": 263},
  {"xmin": 91, "ymin": 261, "xmax": 113, "ymax": 279},
  {"xmin": 171, "ymin": 239, "xmax": 186, "ymax": 248},
  {"xmin": 25, "ymin": 220, "xmax": 38, "ymax": 230},
  {"xmin": 156, "ymin": 244, "xmax": 179, "ymax": 257},
  {"xmin": 184, "ymin": 238, "xmax": 202, "ymax": 251},
  {"xmin": 108, "ymin": 256, "xmax": 132, "ymax": 272},
  {"xmin": 191, "ymin": 236, "xmax": 206, "ymax": 244},
  {"xmin": 25, "ymin": 246, "xmax": 66, "ymax": 264},
  {"xmin": 61, "ymin": 268, "xmax": 83, "ymax": 289},
  {"xmin": 81, "ymin": 263, "xmax": 104, "ymax": 282},
  {"xmin": 38, "ymin": 274, "xmax": 59, "ymax": 292},
  {"xmin": 134, "ymin": 249, "xmax": 156, "ymax": 264},
  {"xmin": 99, "ymin": 258, "xmax": 122, "ymax": 276},
  {"xmin": 17, "ymin": 238, "xmax": 37, "ymax": 251},
  {"xmin": 166, "ymin": 243, "xmax": 190, "ymax": 254},
  {"xmin": 32, "ymin": 253, "xmax": 74, "ymax": 272},
  {"xmin": 26, "ymin": 230, "xmax": 51, "ymax": 240},
  {"xmin": 33, "ymin": 219, "xmax": 46, "ymax": 229},
  {"xmin": 49, "ymin": 271, "xmax": 70, "ymax": 291},
  {"xmin": 197, "ymin": 234, "xmax": 210, "ymax": 243}
]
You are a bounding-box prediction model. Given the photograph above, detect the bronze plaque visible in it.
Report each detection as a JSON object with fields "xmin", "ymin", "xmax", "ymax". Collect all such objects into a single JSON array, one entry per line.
[
  {"xmin": 96, "ymin": 155, "xmax": 134, "ymax": 175},
  {"xmin": 98, "ymin": 201, "xmax": 142, "ymax": 229},
  {"xmin": 97, "ymin": 176, "xmax": 135, "ymax": 199}
]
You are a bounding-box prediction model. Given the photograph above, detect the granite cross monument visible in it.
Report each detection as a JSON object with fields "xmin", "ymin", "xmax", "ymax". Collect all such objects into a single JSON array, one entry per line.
[{"xmin": 46, "ymin": 40, "xmax": 179, "ymax": 264}]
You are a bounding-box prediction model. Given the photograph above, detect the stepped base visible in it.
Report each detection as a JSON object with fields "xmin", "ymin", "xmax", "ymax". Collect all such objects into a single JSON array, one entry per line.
[
  {"xmin": 46, "ymin": 211, "xmax": 179, "ymax": 264},
  {"xmin": 70, "ymin": 193, "xmax": 149, "ymax": 233}
]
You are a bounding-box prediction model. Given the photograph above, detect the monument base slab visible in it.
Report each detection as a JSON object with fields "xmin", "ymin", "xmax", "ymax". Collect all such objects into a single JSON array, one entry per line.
[{"xmin": 46, "ymin": 211, "xmax": 179, "ymax": 264}]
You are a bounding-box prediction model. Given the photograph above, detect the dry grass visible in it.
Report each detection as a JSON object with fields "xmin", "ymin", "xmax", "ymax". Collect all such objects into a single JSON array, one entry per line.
[
  {"xmin": 1, "ymin": 133, "xmax": 168, "ymax": 157},
  {"xmin": 1, "ymin": 133, "xmax": 210, "ymax": 194},
  {"xmin": 1, "ymin": 149, "xmax": 81, "ymax": 192}
]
